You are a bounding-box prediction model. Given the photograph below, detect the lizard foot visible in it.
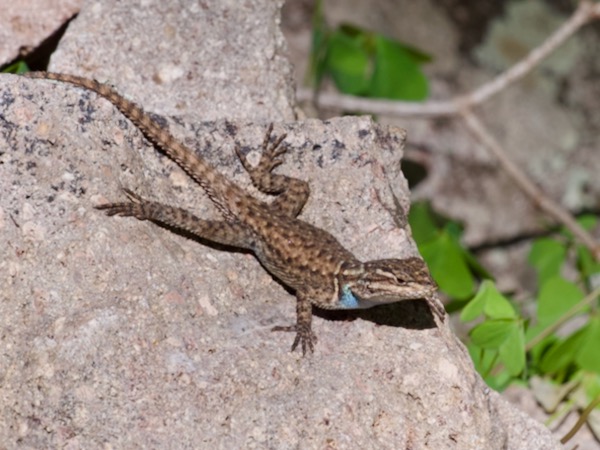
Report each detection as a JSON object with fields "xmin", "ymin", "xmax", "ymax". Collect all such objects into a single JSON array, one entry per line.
[
  {"xmin": 426, "ymin": 294, "xmax": 446, "ymax": 323},
  {"xmin": 235, "ymin": 123, "xmax": 288, "ymax": 179},
  {"xmin": 272, "ymin": 323, "xmax": 317, "ymax": 355},
  {"xmin": 95, "ymin": 188, "xmax": 151, "ymax": 220}
]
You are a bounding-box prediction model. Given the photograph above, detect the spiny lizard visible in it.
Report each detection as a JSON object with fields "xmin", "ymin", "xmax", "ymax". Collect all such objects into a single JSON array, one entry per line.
[{"xmin": 24, "ymin": 72, "xmax": 445, "ymax": 354}]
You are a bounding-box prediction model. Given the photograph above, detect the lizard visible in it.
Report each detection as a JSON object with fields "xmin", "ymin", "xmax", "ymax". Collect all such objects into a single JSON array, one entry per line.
[{"xmin": 24, "ymin": 71, "xmax": 445, "ymax": 354}]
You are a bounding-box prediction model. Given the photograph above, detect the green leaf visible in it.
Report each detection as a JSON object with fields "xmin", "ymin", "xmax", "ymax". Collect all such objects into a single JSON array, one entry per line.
[
  {"xmin": 369, "ymin": 36, "xmax": 428, "ymax": 100},
  {"xmin": 576, "ymin": 317, "xmax": 600, "ymax": 374},
  {"xmin": 470, "ymin": 319, "xmax": 514, "ymax": 349},
  {"xmin": 498, "ymin": 323, "xmax": 526, "ymax": 376},
  {"xmin": 461, "ymin": 288, "xmax": 486, "ymax": 322},
  {"xmin": 581, "ymin": 372, "xmax": 600, "ymax": 401},
  {"xmin": 326, "ymin": 28, "xmax": 371, "ymax": 95},
  {"xmin": 444, "ymin": 221, "xmax": 464, "ymax": 240},
  {"xmin": 528, "ymin": 238, "xmax": 566, "ymax": 285},
  {"xmin": 468, "ymin": 343, "xmax": 512, "ymax": 390},
  {"xmin": 526, "ymin": 327, "xmax": 556, "ymax": 366},
  {"xmin": 484, "ymin": 288, "xmax": 516, "ymax": 319},
  {"xmin": 2, "ymin": 61, "xmax": 29, "ymax": 74},
  {"xmin": 409, "ymin": 202, "xmax": 482, "ymax": 301},
  {"xmin": 576, "ymin": 244, "xmax": 600, "ymax": 280},
  {"xmin": 461, "ymin": 280, "xmax": 515, "ymax": 321},
  {"xmin": 469, "ymin": 318, "xmax": 525, "ymax": 377},
  {"xmin": 537, "ymin": 277, "xmax": 584, "ymax": 324},
  {"xmin": 539, "ymin": 326, "xmax": 587, "ymax": 373},
  {"xmin": 578, "ymin": 214, "xmax": 598, "ymax": 231},
  {"xmin": 314, "ymin": 22, "xmax": 431, "ymax": 101},
  {"xmin": 468, "ymin": 343, "xmax": 497, "ymax": 375},
  {"xmin": 394, "ymin": 42, "xmax": 432, "ymax": 65},
  {"xmin": 408, "ymin": 202, "xmax": 439, "ymax": 246},
  {"xmin": 420, "ymin": 230, "xmax": 474, "ymax": 299}
]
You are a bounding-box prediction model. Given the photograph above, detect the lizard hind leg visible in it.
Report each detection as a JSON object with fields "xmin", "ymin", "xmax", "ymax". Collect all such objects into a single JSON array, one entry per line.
[
  {"xmin": 271, "ymin": 291, "xmax": 317, "ymax": 355},
  {"xmin": 235, "ymin": 124, "xmax": 310, "ymax": 218},
  {"xmin": 95, "ymin": 188, "xmax": 151, "ymax": 220},
  {"xmin": 95, "ymin": 188, "xmax": 253, "ymax": 248}
]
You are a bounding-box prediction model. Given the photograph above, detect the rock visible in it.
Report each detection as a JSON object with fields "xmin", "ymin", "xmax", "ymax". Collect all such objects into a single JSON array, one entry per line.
[{"xmin": 0, "ymin": 1, "xmax": 563, "ymax": 448}]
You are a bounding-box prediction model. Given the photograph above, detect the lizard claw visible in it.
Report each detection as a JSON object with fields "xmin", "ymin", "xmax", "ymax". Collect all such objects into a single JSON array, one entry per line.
[
  {"xmin": 261, "ymin": 123, "xmax": 287, "ymax": 170},
  {"xmin": 426, "ymin": 294, "xmax": 446, "ymax": 322},
  {"xmin": 94, "ymin": 188, "xmax": 149, "ymax": 219},
  {"xmin": 272, "ymin": 324, "xmax": 317, "ymax": 355},
  {"xmin": 235, "ymin": 124, "xmax": 288, "ymax": 175}
]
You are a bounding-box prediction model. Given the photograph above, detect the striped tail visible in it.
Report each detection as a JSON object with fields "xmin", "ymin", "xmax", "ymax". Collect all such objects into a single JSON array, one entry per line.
[{"xmin": 24, "ymin": 71, "xmax": 242, "ymax": 221}]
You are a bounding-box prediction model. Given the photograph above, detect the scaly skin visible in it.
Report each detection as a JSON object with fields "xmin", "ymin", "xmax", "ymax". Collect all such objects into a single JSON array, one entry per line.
[{"xmin": 25, "ymin": 71, "xmax": 444, "ymax": 354}]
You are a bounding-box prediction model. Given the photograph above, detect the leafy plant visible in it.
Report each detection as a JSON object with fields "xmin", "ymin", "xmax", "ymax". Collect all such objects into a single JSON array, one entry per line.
[
  {"xmin": 409, "ymin": 202, "xmax": 489, "ymax": 302},
  {"xmin": 309, "ymin": 0, "xmax": 430, "ymax": 101},
  {"xmin": 2, "ymin": 61, "xmax": 29, "ymax": 74},
  {"xmin": 410, "ymin": 203, "xmax": 600, "ymax": 435}
]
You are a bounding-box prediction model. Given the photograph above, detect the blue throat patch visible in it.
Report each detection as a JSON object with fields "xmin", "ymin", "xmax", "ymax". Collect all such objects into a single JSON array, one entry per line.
[{"xmin": 339, "ymin": 285, "xmax": 361, "ymax": 309}]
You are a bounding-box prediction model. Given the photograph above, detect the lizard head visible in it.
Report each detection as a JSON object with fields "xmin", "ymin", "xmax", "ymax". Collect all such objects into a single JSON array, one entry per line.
[{"xmin": 335, "ymin": 257, "xmax": 438, "ymax": 310}]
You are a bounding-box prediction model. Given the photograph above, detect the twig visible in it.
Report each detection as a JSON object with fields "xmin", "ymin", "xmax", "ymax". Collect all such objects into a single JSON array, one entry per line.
[
  {"xmin": 460, "ymin": 109, "xmax": 600, "ymax": 259},
  {"xmin": 560, "ymin": 393, "xmax": 600, "ymax": 444},
  {"xmin": 298, "ymin": 1, "xmax": 600, "ymax": 118},
  {"xmin": 298, "ymin": 1, "xmax": 600, "ymax": 259},
  {"xmin": 525, "ymin": 286, "xmax": 600, "ymax": 352},
  {"xmin": 465, "ymin": 1, "xmax": 596, "ymax": 110}
]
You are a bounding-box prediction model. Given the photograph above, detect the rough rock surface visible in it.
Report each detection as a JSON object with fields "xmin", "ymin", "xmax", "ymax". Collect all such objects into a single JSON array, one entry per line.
[
  {"xmin": 0, "ymin": 1, "xmax": 563, "ymax": 449},
  {"xmin": 0, "ymin": 74, "xmax": 562, "ymax": 450},
  {"xmin": 0, "ymin": 0, "xmax": 81, "ymax": 65},
  {"xmin": 46, "ymin": 0, "xmax": 296, "ymax": 123}
]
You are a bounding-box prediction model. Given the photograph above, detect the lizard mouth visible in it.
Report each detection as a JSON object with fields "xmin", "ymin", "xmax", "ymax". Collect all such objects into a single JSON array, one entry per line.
[
  {"xmin": 338, "ymin": 283, "xmax": 436, "ymax": 309},
  {"xmin": 365, "ymin": 282, "xmax": 436, "ymax": 302}
]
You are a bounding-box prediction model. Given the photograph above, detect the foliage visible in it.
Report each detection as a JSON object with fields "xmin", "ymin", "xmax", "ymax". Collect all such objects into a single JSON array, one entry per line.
[
  {"xmin": 308, "ymin": 0, "xmax": 430, "ymax": 101},
  {"xmin": 2, "ymin": 61, "xmax": 29, "ymax": 74},
  {"xmin": 410, "ymin": 202, "xmax": 600, "ymax": 434}
]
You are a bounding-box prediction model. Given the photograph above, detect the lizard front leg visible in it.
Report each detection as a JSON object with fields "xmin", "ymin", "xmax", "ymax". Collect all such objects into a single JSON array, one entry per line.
[
  {"xmin": 235, "ymin": 124, "xmax": 310, "ymax": 218},
  {"xmin": 272, "ymin": 290, "xmax": 317, "ymax": 355},
  {"xmin": 95, "ymin": 188, "xmax": 253, "ymax": 249}
]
